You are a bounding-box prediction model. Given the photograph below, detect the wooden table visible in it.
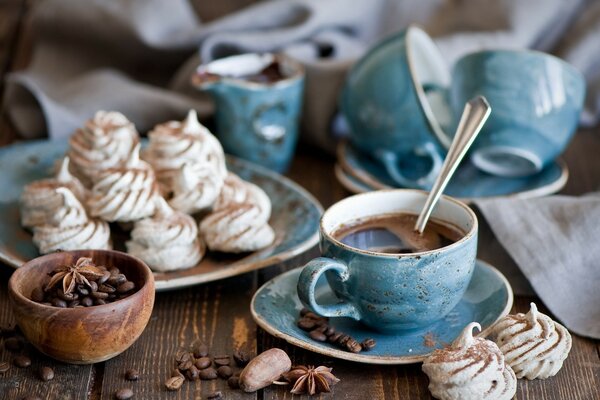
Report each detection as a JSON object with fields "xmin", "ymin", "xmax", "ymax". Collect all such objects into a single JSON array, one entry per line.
[{"xmin": 1, "ymin": 1, "xmax": 599, "ymax": 399}]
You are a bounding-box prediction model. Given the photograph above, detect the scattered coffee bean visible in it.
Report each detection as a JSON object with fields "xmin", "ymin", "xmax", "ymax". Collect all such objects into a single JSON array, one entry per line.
[
  {"xmin": 4, "ymin": 337, "xmax": 23, "ymax": 352},
  {"xmin": 186, "ymin": 366, "xmax": 200, "ymax": 381},
  {"xmin": 0, "ymin": 361, "xmax": 10, "ymax": 373},
  {"xmin": 213, "ymin": 355, "xmax": 230, "ymax": 366},
  {"xmin": 114, "ymin": 387, "xmax": 133, "ymax": 400},
  {"xmin": 14, "ymin": 355, "xmax": 31, "ymax": 368},
  {"xmin": 165, "ymin": 375, "xmax": 185, "ymax": 391},
  {"xmin": 337, "ymin": 334, "xmax": 351, "ymax": 346},
  {"xmin": 217, "ymin": 365, "xmax": 233, "ymax": 379},
  {"xmin": 297, "ymin": 318, "xmax": 316, "ymax": 330},
  {"xmin": 328, "ymin": 332, "xmax": 342, "ymax": 343},
  {"xmin": 199, "ymin": 367, "xmax": 218, "ymax": 380},
  {"xmin": 309, "ymin": 329, "xmax": 327, "ymax": 342},
  {"xmin": 207, "ymin": 391, "xmax": 223, "ymax": 399},
  {"xmin": 233, "ymin": 348, "xmax": 253, "ymax": 367},
  {"xmin": 192, "ymin": 341, "xmax": 209, "ymax": 358},
  {"xmin": 39, "ymin": 366, "xmax": 54, "ymax": 381},
  {"xmin": 195, "ymin": 357, "xmax": 211, "ymax": 370},
  {"xmin": 345, "ymin": 338, "xmax": 362, "ymax": 353},
  {"xmin": 125, "ymin": 369, "xmax": 139, "ymax": 381},
  {"xmin": 117, "ymin": 281, "xmax": 135, "ymax": 294},
  {"xmin": 30, "ymin": 287, "xmax": 44, "ymax": 302},
  {"xmin": 361, "ymin": 338, "xmax": 376, "ymax": 351},
  {"xmin": 227, "ymin": 375, "xmax": 240, "ymax": 389}
]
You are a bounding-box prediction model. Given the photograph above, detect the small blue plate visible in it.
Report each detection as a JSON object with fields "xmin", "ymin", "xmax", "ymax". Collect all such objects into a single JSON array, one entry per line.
[
  {"xmin": 0, "ymin": 140, "xmax": 323, "ymax": 291},
  {"xmin": 337, "ymin": 141, "xmax": 568, "ymax": 201},
  {"xmin": 251, "ymin": 260, "xmax": 513, "ymax": 364}
]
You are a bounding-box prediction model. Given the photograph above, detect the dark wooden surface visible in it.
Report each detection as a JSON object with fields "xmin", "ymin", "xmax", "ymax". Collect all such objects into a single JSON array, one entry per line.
[{"xmin": 1, "ymin": 1, "xmax": 599, "ymax": 399}]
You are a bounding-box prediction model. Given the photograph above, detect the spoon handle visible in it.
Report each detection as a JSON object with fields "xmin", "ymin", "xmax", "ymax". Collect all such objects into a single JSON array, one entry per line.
[{"xmin": 414, "ymin": 96, "xmax": 491, "ymax": 234}]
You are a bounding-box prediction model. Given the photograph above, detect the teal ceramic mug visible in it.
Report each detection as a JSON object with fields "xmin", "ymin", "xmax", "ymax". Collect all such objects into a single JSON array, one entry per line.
[
  {"xmin": 297, "ymin": 190, "xmax": 478, "ymax": 333},
  {"xmin": 193, "ymin": 53, "xmax": 305, "ymax": 172},
  {"xmin": 450, "ymin": 50, "xmax": 586, "ymax": 177},
  {"xmin": 340, "ymin": 26, "xmax": 452, "ymax": 189}
]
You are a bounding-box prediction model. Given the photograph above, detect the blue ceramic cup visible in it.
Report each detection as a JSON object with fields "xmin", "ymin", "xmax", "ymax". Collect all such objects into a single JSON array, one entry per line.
[
  {"xmin": 450, "ymin": 50, "xmax": 585, "ymax": 177},
  {"xmin": 340, "ymin": 26, "xmax": 452, "ymax": 189},
  {"xmin": 193, "ymin": 53, "xmax": 305, "ymax": 172},
  {"xmin": 297, "ymin": 190, "xmax": 478, "ymax": 333}
]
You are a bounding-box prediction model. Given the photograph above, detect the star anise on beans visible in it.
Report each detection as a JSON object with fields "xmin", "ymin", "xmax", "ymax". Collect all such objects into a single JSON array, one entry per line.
[
  {"xmin": 282, "ymin": 365, "xmax": 340, "ymax": 395},
  {"xmin": 45, "ymin": 257, "xmax": 104, "ymax": 295}
]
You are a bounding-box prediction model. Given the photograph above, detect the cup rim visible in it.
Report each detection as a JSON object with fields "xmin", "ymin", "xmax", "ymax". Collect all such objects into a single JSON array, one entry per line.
[{"xmin": 319, "ymin": 189, "xmax": 478, "ymax": 258}]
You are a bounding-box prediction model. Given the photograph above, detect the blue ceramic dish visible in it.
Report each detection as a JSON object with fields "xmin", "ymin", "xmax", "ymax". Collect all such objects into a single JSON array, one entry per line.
[
  {"xmin": 251, "ymin": 260, "xmax": 513, "ymax": 364},
  {"xmin": 0, "ymin": 140, "xmax": 322, "ymax": 291}
]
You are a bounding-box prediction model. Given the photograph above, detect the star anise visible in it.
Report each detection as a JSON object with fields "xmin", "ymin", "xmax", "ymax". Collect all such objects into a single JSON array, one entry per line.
[
  {"xmin": 45, "ymin": 257, "xmax": 104, "ymax": 295},
  {"xmin": 282, "ymin": 365, "xmax": 340, "ymax": 395}
]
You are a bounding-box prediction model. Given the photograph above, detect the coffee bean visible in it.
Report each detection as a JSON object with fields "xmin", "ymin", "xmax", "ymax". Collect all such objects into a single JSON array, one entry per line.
[
  {"xmin": 176, "ymin": 351, "xmax": 192, "ymax": 364},
  {"xmin": 178, "ymin": 359, "xmax": 193, "ymax": 371},
  {"xmin": 109, "ymin": 267, "xmax": 120, "ymax": 275},
  {"xmin": 91, "ymin": 291, "xmax": 108, "ymax": 299},
  {"xmin": 39, "ymin": 366, "xmax": 54, "ymax": 381},
  {"xmin": 94, "ymin": 299, "xmax": 107, "ymax": 306},
  {"xmin": 297, "ymin": 318, "xmax": 316, "ymax": 330},
  {"xmin": 0, "ymin": 361, "xmax": 10, "ymax": 373},
  {"xmin": 300, "ymin": 307, "xmax": 310, "ymax": 316},
  {"xmin": 192, "ymin": 341, "xmax": 208, "ymax": 358},
  {"xmin": 4, "ymin": 337, "xmax": 23, "ymax": 352},
  {"xmin": 345, "ymin": 338, "xmax": 362, "ymax": 353},
  {"xmin": 227, "ymin": 375, "xmax": 240, "ymax": 389},
  {"xmin": 233, "ymin": 348, "xmax": 253, "ymax": 367},
  {"xmin": 217, "ymin": 365, "xmax": 233, "ymax": 379},
  {"xmin": 58, "ymin": 291, "xmax": 78, "ymax": 301},
  {"xmin": 68, "ymin": 300, "xmax": 80, "ymax": 308},
  {"xmin": 98, "ymin": 271, "xmax": 111, "ymax": 285},
  {"xmin": 51, "ymin": 298, "xmax": 67, "ymax": 308},
  {"xmin": 199, "ymin": 367, "xmax": 218, "ymax": 380},
  {"xmin": 213, "ymin": 355, "xmax": 230, "ymax": 367},
  {"xmin": 309, "ymin": 329, "xmax": 327, "ymax": 342},
  {"xmin": 117, "ymin": 281, "xmax": 135, "ymax": 294},
  {"xmin": 114, "ymin": 387, "xmax": 133, "ymax": 400},
  {"xmin": 108, "ymin": 274, "xmax": 127, "ymax": 286},
  {"xmin": 324, "ymin": 326, "xmax": 336, "ymax": 336},
  {"xmin": 186, "ymin": 366, "xmax": 199, "ymax": 381},
  {"xmin": 98, "ymin": 284, "xmax": 116, "ymax": 294},
  {"xmin": 31, "ymin": 287, "xmax": 44, "ymax": 302},
  {"xmin": 328, "ymin": 332, "xmax": 342, "ymax": 343},
  {"xmin": 304, "ymin": 312, "xmax": 325, "ymax": 321},
  {"xmin": 195, "ymin": 357, "xmax": 211, "ymax": 370},
  {"xmin": 337, "ymin": 334, "xmax": 351, "ymax": 346},
  {"xmin": 314, "ymin": 324, "xmax": 328, "ymax": 333},
  {"xmin": 77, "ymin": 286, "xmax": 90, "ymax": 296},
  {"xmin": 207, "ymin": 391, "xmax": 223, "ymax": 399},
  {"xmin": 361, "ymin": 338, "xmax": 376, "ymax": 351},
  {"xmin": 89, "ymin": 280, "xmax": 99, "ymax": 292},
  {"xmin": 165, "ymin": 375, "xmax": 184, "ymax": 391},
  {"xmin": 81, "ymin": 297, "xmax": 93, "ymax": 307},
  {"xmin": 125, "ymin": 369, "xmax": 139, "ymax": 381},
  {"xmin": 14, "ymin": 355, "xmax": 31, "ymax": 368}
]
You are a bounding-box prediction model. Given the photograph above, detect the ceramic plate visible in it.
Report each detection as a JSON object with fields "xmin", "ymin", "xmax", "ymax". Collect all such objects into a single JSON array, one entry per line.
[
  {"xmin": 251, "ymin": 260, "xmax": 513, "ymax": 364},
  {"xmin": 0, "ymin": 140, "xmax": 323, "ymax": 291},
  {"xmin": 337, "ymin": 141, "xmax": 568, "ymax": 201}
]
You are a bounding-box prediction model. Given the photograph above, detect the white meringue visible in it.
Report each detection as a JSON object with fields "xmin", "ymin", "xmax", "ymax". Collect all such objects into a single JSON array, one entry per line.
[
  {"xmin": 87, "ymin": 144, "xmax": 159, "ymax": 222},
  {"xmin": 20, "ymin": 158, "xmax": 88, "ymax": 229},
  {"xmin": 422, "ymin": 322, "xmax": 517, "ymax": 400},
  {"xmin": 169, "ymin": 162, "xmax": 224, "ymax": 214},
  {"xmin": 126, "ymin": 197, "xmax": 205, "ymax": 272},
  {"xmin": 68, "ymin": 111, "xmax": 139, "ymax": 186},
  {"xmin": 142, "ymin": 110, "xmax": 227, "ymax": 194},
  {"xmin": 31, "ymin": 189, "xmax": 111, "ymax": 254},
  {"xmin": 200, "ymin": 173, "xmax": 275, "ymax": 253},
  {"xmin": 490, "ymin": 302, "xmax": 572, "ymax": 380}
]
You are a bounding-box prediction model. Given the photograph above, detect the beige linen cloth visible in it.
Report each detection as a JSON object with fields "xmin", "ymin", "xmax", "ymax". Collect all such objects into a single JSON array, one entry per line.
[{"xmin": 3, "ymin": 0, "xmax": 600, "ymax": 338}]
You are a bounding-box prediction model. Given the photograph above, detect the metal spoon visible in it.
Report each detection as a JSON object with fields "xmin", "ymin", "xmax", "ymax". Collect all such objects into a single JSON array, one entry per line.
[{"xmin": 414, "ymin": 96, "xmax": 491, "ymax": 234}]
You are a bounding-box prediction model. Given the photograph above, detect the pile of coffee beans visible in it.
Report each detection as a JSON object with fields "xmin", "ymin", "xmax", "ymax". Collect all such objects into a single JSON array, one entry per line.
[
  {"xmin": 297, "ymin": 308, "xmax": 376, "ymax": 353},
  {"xmin": 165, "ymin": 340, "xmax": 255, "ymax": 394}
]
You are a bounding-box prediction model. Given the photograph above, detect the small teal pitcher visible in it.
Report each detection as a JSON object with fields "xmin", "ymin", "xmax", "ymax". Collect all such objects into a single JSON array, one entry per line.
[{"xmin": 193, "ymin": 53, "xmax": 305, "ymax": 172}]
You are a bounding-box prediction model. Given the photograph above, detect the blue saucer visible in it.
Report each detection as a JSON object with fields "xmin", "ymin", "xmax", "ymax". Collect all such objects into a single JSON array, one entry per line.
[
  {"xmin": 251, "ymin": 259, "xmax": 513, "ymax": 364},
  {"xmin": 338, "ymin": 141, "xmax": 568, "ymax": 201}
]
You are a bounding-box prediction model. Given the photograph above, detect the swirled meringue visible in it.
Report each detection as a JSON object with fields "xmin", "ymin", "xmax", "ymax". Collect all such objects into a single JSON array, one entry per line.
[
  {"xmin": 142, "ymin": 110, "xmax": 227, "ymax": 194},
  {"xmin": 490, "ymin": 302, "xmax": 572, "ymax": 380},
  {"xmin": 169, "ymin": 163, "xmax": 225, "ymax": 214},
  {"xmin": 126, "ymin": 197, "xmax": 205, "ymax": 271},
  {"xmin": 32, "ymin": 189, "xmax": 111, "ymax": 254},
  {"xmin": 200, "ymin": 173, "xmax": 275, "ymax": 253},
  {"xmin": 87, "ymin": 144, "xmax": 159, "ymax": 222},
  {"xmin": 68, "ymin": 111, "xmax": 139, "ymax": 186},
  {"xmin": 20, "ymin": 157, "xmax": 88, "ymax": 229},
  {"xmin": 422, "ymin": 322, "xmax": 517, "ymax": 400}
]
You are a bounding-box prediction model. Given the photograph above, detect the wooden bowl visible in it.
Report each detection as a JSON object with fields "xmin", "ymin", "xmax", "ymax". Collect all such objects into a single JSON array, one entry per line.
[{"xmin": 8, "ymin": 250, "xmax": 155, "ymax": 364}]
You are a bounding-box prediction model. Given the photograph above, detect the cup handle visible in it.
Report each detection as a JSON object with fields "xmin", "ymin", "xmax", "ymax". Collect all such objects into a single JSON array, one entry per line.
[
  {"xmin": 377, "ymin": 142, "xmax": 443, "ymax": 189},
  {"xmin": 297, "ymin": 257, "xmax": 361, "ymax": 320}
]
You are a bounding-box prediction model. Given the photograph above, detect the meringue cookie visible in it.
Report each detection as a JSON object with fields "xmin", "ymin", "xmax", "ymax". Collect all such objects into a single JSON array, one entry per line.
[
  {"xmin": 169, "ymin": 162, "xmax": 225, "ymax": 214},
  {"xmin": 200, "ymin": 173, "xmax": 275, "ymax": 253},
  {"xmin": 422, "ymin": 322, "xmax": 517, "ymax": 400},
  {"xmin": 32, "ymin": 189, "xmax": 111, "ymax": 254},
  {"xmin": 142, "ymin": 110, "xmax": 227, "ymax": 194},
  {"xmin": 88, "ymin": 144, "xmax": 159, "ymax": 222},
  {"xmin": 126, "ymin": 197, "xmax": 205, "ymax": 271},
  {"xmin": 68, "ymin": 111, "xmax": 139, "ymax": 186},
  {"xmin": 490, "ymin": 302, "xmax": 572, "ymax": 380},
  {"xmin": 20, "ymin": 158, "xmax": 88, "ymax": 229}
]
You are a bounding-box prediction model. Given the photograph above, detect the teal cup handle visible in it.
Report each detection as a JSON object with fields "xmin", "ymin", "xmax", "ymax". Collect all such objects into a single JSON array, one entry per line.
[
  {"xmin": 377, "ymin": 142, "xmax": 443, "ymax": 189},
  {"xmin": 297, "ymin": 257, "xmax": 361, "ymax": 320}
]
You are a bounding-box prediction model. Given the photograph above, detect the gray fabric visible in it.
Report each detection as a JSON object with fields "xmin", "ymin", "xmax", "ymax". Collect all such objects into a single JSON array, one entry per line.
[{"xmin": 3, "ymin": 0, "xmax": 600, "ymax": 338}]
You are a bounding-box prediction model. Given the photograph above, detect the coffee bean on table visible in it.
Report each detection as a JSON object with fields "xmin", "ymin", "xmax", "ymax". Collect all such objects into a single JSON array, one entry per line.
[
  {"xmin": 192, "ymin": 341, "xmax": 209, "ymax": 358},
  {"xmin": 195, "ymin": 357, "xmax": 211, "ymax": 370},
  {"xmin": 4, "ymin": 337, "xmax": 23, "ymax": 352},
  {"xmin": 0, "ymin": 361, "xmax": 10, "ymax": 373},
  {"xmin": 217, "ymin": 365, "xmax": 233, "ymax": 379},
  {"xmin": 114, "ymin": 387, "xmax": 133, "ymax": 400},
  {"xmin": 186, "ymin": 366, "xmax": 200, "ymax": 381},
  {"xmin": 165, "ymin": 375, "xmax": 184, "ymax": 391},
  {"xmin": 199, "ymin": 367, "xmax": 218, "ymax": 380},
  {"xmin": 125, "ymin": 369, "xmax": 139, "ymax": 381},
  {"xmin": 39, "ymin": 366, "xmax": 54, "ymax": 381},
  {"xmin": 309, "ymin": 329, "xmax": 327, "ymax": 342},
  {"xmin": 361, "ymin": 338, "xmax": 376, "ymax": 351},
  {"xmin": 117, "ymin": 281, "xmax": 135, "ymax": 294},
  {"xmin": 227, "ymin": 375, "xmax": 240, "ymax": 389},
  {"xmin": 14, "ymin": 355, "xmax": 31, "ymax": 368},
  {"xmin": 207, "ymin": 391, "xmax": 223, "ymax": 400},
  {"xmin": 30, "ymin": 287, "xmax": 44, "ymax": 302},
  {"xmin": 213, "ymin": 355, "xmax": 230, "ymax": 366}
]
